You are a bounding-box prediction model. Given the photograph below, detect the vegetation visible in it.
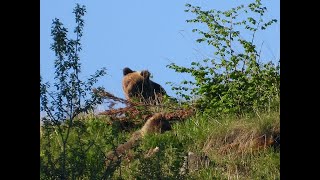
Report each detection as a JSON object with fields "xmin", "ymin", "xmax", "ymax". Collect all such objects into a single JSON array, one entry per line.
[
  {"xmin": 40, "ymin": 4, "xmax": 111, "ymax": 179},
  {"xmin": 167, "ymin": 0, "xmax": 279, "ymax": 117},
  {"xmin": 40, "ymin": 1, "xmax": 280, "ymax": 179}
]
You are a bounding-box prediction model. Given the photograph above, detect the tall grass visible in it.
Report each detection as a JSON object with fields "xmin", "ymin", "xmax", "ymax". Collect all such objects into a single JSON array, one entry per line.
[
  {"xmin": 98, "ymin": 110, "xmax": 280, "ymax": 179},
  {"xmin": 41, "ymin": 108, "xmax": 279, "ymax": 179},
  {"xmin": 173, "ymin": 111, "xmax": 280, "ymax": 179}
]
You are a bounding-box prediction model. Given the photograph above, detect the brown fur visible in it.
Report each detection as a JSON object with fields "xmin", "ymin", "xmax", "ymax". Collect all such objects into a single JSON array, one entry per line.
[
  {"xmin": 139, "ymin": 113, "xmax": 171, "ymax": 136},
  {"xmin": 122, "ymin": 67, "xmax": 166, "ymax": 104},
  {"xmin": 105, "ymin": 113, "xmax": 171, "ymax": 165}
]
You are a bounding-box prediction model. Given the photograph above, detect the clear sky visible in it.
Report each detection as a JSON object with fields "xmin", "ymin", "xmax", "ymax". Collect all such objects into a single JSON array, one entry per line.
[{"xmin": 40, "ymin": 0, "xmax": 279, "ymax": 104}]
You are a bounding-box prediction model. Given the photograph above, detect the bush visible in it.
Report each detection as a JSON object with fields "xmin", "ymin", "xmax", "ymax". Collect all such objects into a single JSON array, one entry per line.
[
  {"xmin": 40, "ymin": 4, "xmax": 120, "ymax": 179},
  {"xmin": 167, "ymin": 0, "xmax": 279, "ymax": 116}
]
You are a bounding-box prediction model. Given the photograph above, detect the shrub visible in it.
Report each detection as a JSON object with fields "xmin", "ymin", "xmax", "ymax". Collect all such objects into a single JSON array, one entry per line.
[{"xmin": 167, "ymin": 0, "xmax": 279, "ymax": 116}]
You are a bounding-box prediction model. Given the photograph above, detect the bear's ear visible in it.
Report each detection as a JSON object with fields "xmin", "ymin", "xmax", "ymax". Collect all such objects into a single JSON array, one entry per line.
[
  {"xmin": 140, "ymin": 70, "xmax": 150, "ymax": 79},
  {"xmin": 123, "ymin": 67, "xmax": 134, "ymax": 76}
]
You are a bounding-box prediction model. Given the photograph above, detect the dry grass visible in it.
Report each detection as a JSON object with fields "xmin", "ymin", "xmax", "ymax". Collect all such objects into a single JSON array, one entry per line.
[
  {"xmin": 204, "ymin": 124, "xmax": 279, "ymax": 156},
  {"xmin": 171, "ymin": 111, "xmax": 280, "ymax": 179}
]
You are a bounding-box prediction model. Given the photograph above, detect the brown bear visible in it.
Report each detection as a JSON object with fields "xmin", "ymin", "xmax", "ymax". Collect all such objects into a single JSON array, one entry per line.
[
  {"xmin": 105, "ymin": 113, "xmax": 171, "ymax": 166},
  {"xmin": 122, "ymin": 67, "xmax": 167, "ymax": 104}
]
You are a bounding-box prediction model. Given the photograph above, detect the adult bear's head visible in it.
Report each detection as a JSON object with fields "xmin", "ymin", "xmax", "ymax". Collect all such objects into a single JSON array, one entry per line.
[{"xmin": 122, "ymin": 67, "xmax": 166, "ymax": 104}]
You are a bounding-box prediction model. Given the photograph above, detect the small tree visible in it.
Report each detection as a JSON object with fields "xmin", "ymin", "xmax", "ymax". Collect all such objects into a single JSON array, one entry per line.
[
  {"xmin": 40, "ymin": 4, "xmax": 107, "ymax": 179},
  {"xmin": 167, "ymin": 0, "xmax": 279, "ymax": 116}
]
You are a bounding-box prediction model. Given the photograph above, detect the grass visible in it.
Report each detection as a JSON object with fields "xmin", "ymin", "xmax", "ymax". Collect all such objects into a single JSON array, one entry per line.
[
  {"xmin": 172, "ymin": 111, "xmax": 280, "ymax": 179},
  {"xmin": 40, "ymin": 110, "xmax": 280, "ymax": 179},
  {"xmin": 108, "ymin": 110, "xmax": 280, "ymax": 179}
]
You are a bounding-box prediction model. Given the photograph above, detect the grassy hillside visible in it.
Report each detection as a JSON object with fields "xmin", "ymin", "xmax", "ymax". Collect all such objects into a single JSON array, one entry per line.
[{"xmin": 40, "ymin": 110, "xmax": 279, "ymax": 179}]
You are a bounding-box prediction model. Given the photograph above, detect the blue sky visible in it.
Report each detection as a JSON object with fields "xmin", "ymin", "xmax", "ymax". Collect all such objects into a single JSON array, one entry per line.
[{"xmin": 40, "ymin": 0, "xmax": 279, "ymax": 104}]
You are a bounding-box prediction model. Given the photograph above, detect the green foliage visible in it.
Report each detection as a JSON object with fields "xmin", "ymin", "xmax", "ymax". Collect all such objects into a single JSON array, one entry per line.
[
  {"xmin": 132, "ymin": 133, "xmax": 186, "ymax": 180},
  {"xmin": 40, "ymin": 3, "xmax": 106, "ymax": 125},
  {"xmin": 41, "ymin": 110, "xmax": 279, "ymax": 179},
  {"xmin": 40, "ymin": 4, "xmax": 114, "ymax": 179},
  {"xmin": 40, "ymin": 116, "xmax": 127, "ymax": 179},
  {"xmin": 175, "ymin": 111, "xmax": 280, "ymax": 179},
  {"xmin": 248, "ymin": 149, "xmax": 280, "ymax": 180},
  {"xmin": 188, "ymin": 149, "xmax": 280, "ymax": 180},
  {"xmin": 167, "ymin": 0, "xmax": 279, "ymax": 116},
  {"xmin": 112, "ymin": 111, "xmax": 279, "ymax": 179}
]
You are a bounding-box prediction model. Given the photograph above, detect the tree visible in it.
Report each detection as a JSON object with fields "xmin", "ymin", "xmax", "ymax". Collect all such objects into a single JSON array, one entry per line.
[
  {"xmin": 40, "ymin": 4, "xmax": 107, "ymax": 179},
  {"xmin": 167, "ymin": 0, "xmax": 280, "ymax": 116}
]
